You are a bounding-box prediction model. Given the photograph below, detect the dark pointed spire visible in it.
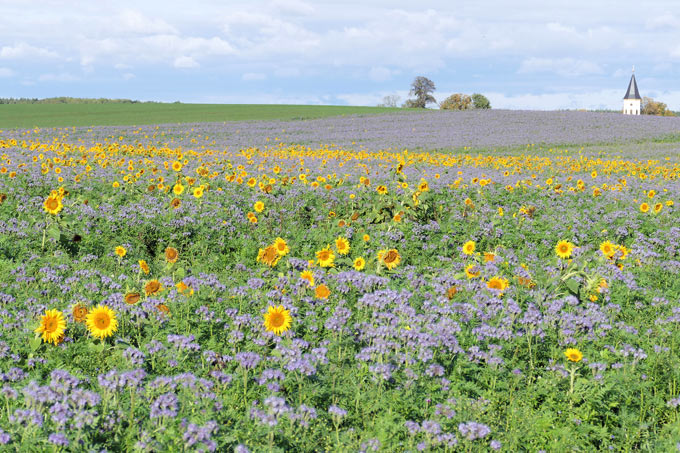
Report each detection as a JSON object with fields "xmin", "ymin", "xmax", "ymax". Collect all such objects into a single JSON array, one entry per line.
[{"xmin": 624, "ymin": 71, "xmax": 641, "ymax": 100}]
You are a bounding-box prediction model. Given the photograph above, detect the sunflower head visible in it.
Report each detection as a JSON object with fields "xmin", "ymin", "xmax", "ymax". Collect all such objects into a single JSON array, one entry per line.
[
  {"xmin": 165, "ymin": 247, "xmax": 179, "ymax": 264},
  {"xmin": 462, "ymin": 240, "xmax": 476, "ymax": 256},
  {"xmin": 379, "ymin": 249, "xmax": 401, "ymax": 270},
  {"xmin": 486, "ymin": 276, "xmax": 509, "ymax": 293},
  {"xmin": 43, "ymin": 195, "xmax": 63, "ymax": 215},
  {"xmin": 145, "ymin": 279, "xmax": 162, "ymax": 296},
  {"xmin": 35, "ymin": 309, "xmax": 66, "ymax": 345},
  {"xmin": 316, "ymin": 246, "xmax": 335, "ymax": 268},
  {"xmin": 124, "ymin": 292, "xmax": 141, "ymax": 305},
  {"xmin": 555, "ymin": 240, "xmax": 574, "ymax": 259},
  {"xmin": 314, "ymin": 284, "xmax": 331, "ymax": 299},
  {"xmin": 115, "ymin": 246, "xmax": 126, "ymax": 258},
  {"xmin": 335, "ymin": 237, "xmax": 350, "ymax": 255},
  {"xmin": 72, "ymin": 304, "xmax": 89, "ymax": 323},
  {"xmin": 274, "ymin": 238, "xmax": 289, "ymax": 256},
  {"xmin": 138, "ymin": 260, "xmax": 150, "ymax": 274},
  {"xmin": 300, "ymin": 270, "xmax": 315, "ymax": 287},
  {"xmin": 564, "ymin": 348, "xmax": 583, "ymax": 362},
  {"xmin": 257, "ymin": 245, "xmax": 280, "ymax": 267},
  {"xmin": 263, "ymin": 305, "xmax": 292, "ymax": 335},
  {"xmin": 353, "ymin": 257, "xmax": 366, "ymax": 271},
  {"xmin": 86, "ymin": 305, "xmax": 118, "ymax": 341}
]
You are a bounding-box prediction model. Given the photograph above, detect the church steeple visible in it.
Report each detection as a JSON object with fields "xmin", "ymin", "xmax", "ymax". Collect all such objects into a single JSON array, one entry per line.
[
  {"xmin": 622, "ymin": 67, "xmax": 641, "ymax": 115},
  {"xmin": 624, "ymin": 69, "xmax": 641, "ymax": 100}
]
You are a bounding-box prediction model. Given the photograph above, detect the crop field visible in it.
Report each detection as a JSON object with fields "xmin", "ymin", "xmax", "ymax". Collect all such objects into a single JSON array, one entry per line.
[{"xmin": 2, "ymin": 109, "xmax": 680, "ymax": 451}]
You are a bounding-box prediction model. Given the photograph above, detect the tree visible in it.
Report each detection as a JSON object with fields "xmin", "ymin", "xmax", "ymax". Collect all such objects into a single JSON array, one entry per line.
[
  {"xmin": 471, "ymin": 93, "xmax": 491, "ymax": 109},
  {"xmin": 406, "ymin": 76, "xmax": 436, "ymax": 108},
  {"xmin": 377, "ymin": 94, "xmax": 401, "ymax": 108},
  {"xmin": 642, "ymin": 97, "xmax": 675, "ymax": 116},
  {"xmin": 440, "ymin": 93, "xmax": 472, "ymax": 110}
]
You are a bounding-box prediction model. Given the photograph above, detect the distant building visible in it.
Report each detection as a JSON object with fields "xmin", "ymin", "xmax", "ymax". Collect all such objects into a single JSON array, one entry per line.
[{"xmin": 623, "ymin": 69, "xmax": 641, "ymax": 115}]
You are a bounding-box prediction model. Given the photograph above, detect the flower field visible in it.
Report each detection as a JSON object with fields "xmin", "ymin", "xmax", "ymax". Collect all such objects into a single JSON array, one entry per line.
[{"xmin": 2, "ymin": 111, "xmax": 680, "ymax": 451}]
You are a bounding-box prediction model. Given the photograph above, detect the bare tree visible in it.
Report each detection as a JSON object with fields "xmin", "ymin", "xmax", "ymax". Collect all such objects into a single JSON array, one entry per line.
[{"xmin": 377, "ymin": 94, "xmax": 401, "ymax": 108}]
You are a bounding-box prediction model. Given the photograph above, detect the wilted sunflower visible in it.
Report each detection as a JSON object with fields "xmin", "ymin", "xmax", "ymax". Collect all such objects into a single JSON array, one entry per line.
[
  {"xmin": 483, "ymin": 252, "xmax": 496, "ymax": 263},
  {"xmin": 274, "ymin": 238, "xmax": 289, "ymax": 256},
  {"xmin": 446, "ymin": 286, "xmax": 458, "ymax": 300},
  {"xmin": 165, "ymin": 247, "xmax": 179, "ymax": 264},
  {"xmin": 124, "ymin": 292, "xmax": 141, "ymax": 305},
  {"xmin": 316, "ymin": 246, "xmax": 335, "ymax": 268},
  {"xmin": 43, "ymin": 194, "xmax": 63, "ymax": 215},
  {"xmin": 72, "ymin": 304, "xmax": 88, "ymax": 323},
  {"xmin": 353, "ymin": 257, "xmax": 366, "ymax": 271},
  {"xmin": 257, "ymin": 245, "xmax": 280, "ymax": 267},
  {"xmin": 462, "ymin": 240, "xmax": 476, "ymax": 256},
  {"xmin": 263, "ymin": 305, "xmax": 292, "ymax": 335},
  {"xmin": 138, "ymin": 260, "xmax": 150, "ymax": 274},
  {"xmin": 335, "ymin": 237, "xmax": 350, "ymax": 255},
  {"xmin": 35, "ymin": 309, "xmax": 66, "ymax": 345},
  {"xmin": 145, "ymin": 279, "xmax": 162, "ymax": 296},
  {"xmin": 170, "ymin": 198, "xmax": 181, "ymax": 209},
  {"xmin": 86, "ymin": 305, "xmax": 118, "ymax": 341},
  {"xmin": 564, "ymin": 348, "xmax": 583, "ymax": 362},
  {"xmin": 554, "ymin": 240, "xmax": 574, "ymax": 259},
  {"xmin": 379, "ymin": 249, "xmax": 401, "ymax": 270},
  {"xmin": 156, "ymin": 304, "xmax": 170, "ymax": 316},
  {"xmin": 314, "ymin": 284, "xmax": 331, "ymax": 299}
]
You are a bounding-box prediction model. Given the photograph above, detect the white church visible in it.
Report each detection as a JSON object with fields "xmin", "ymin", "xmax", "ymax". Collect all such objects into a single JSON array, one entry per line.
[{"xmin": 623, "ymin": 70, "xmax": 641, "ymax": 115}]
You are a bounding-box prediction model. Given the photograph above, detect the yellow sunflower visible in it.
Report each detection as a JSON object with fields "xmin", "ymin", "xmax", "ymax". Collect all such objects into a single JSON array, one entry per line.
[
  {"xmin": 564, "ymin": 348, "xmax": 583, "ymax": 362},
  {"xmin": 145, "ymin": 279, "xmax": 162, "ymax": 296},
  {"xmin": 465, "ymin": 264, "xmax": 481, "ymax": 279},
  {"xmin": 486, "ymin": 276, "xmax": 509, "ymax": 293},
  {"xmin": 35, "ymin": 309, "xmax": 66, "ymax": 345},
  {"xmin": 263, "ymin": 305, "xmax": 292, "ymax": 335},
  {"xmin": 115, "ymin": 246, "xmax": 127, "ymax": 258},
  {"xmin": 86, "ymin": 305, "xmax": 118, "ymax": 341},
  {"xmin": 378, "ymin": 249, "xmax": 401, "ymax": 270},
  {"xmin": 138, "ymin": 260, "xmax": 150, "ymax": 274},
  {"xmin": 172, "ymin": 161, "xmax": 183, "ymax": 172},
  {"xmin": 316, "ymin": 246, "xmax": 335, "ymax": 268},
  {"xmin": 335, "ymin": 236, "xmax": 350, "ymax": 255},
  {"xmin": 173, "ymin": 183, "xmax": 185, "ymax": 195},
  {"xmin": 353, "ymin": 257, "xmax": 366, "ymax": 271},
  {"xmin": 300, "ymin": 270, "xmax": 315, "ymax": 287},
  {"xmin": 274, "ymin": 238, "xmax": 289, "ymax": 256},
  {"xmin": 193, "ymin": 187, "xmax": 204, "ymax": 199},
  {"xmin": 554, "ymin": 240, "xmax": 574, "ymax": 259},
  {"xmin": 462, "ymin": 240, "xmax": 476, "ymax": 256},
  {"xmin": 314, "ymin": 284, "xmax": 331, "ymax": 299},
  {"xmin": 254, "ymin": 201, "xmax": 265, "ymax": 213},
  {"xmin": 639, "ymin": 202, "xmax": 649, "ymax": 213},
  {"xmin": 43, "ymin": 194, "xmax": 63, "ymax": 215},
  {"xmin": 165, "ymin": 247, "xmax": 179, "ymax": 264},
  {"xmin": 257, "ymin": 245, "xmax": 280, "ymax": 267},
  {"xmin": 599, "ymin": 241, "xmax": 616, "ymax": 258}
]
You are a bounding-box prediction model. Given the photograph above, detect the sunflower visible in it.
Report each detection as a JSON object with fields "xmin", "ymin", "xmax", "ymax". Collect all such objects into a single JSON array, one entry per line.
[
  {"xmin": 249, "ymin": 215, "xmax": 258, "ymax": 224},
  {"xmin": 86, "ymin": 305, "xmax": 118, "ymax": 341},
  {"xmin": 653, "ymin": 202, "xmax": 663, "ymax": 214},
  {"xmin": 639, "ymin": 202, "xmax": 650, "ymax": 213},
  {"xmin": 165, "ymin": 247, "xmax": 179, "ymax": 264},
  {"xmin": 139, "ymin": 260, "xmax": 150, "ymax": 274},
  {"xmin": 314, "ymin": 284, "xmax": 331, "ymax": 299},
  {"xmin": 115, "ymin": 246, "xmax": 127, "ymax": 258},
  {"xmin": 172, "ymin": 161, "xmax": 183, "ymax": 172},
  {"xmin": 124, "ymin": 292, "xmax": 141, "ymax": 305},
  {"xmin": 418, "ymin": 180, "xmax": 429, "ymax": 192},
  {"xmin": 647, "ymin": 189, "xmax": 656, "ymax": 199},
  {"xmin": 274, "ymin": 238, "xmax": 289, "ymax": 256},
  {"xmin": 483, "ymin": 252, "xmax": 496, "ymax": 263},
  {"xmin": 379, "ymin": 249, "xmax": 401, "ymax": 270},
  {"xmin": 486, "ymin": 276, "xmax": 509, "ymax": 292},
  {"xmin": 35, "ymin": 309, "xmax": 66, "ymax": 345},
  {"xmin": 254, "ymin": 201, "xmax": 265, "ymax": 213},
  {"xmin": 300, "ymin": 270, "xmax": 315, "ymax": 287},
  {"xmin": 156, "ymin": 304, "xmax": 170, "ymax": 315},
  {"xmin": 335, "ymin": 237, "xmax": 350, "ymax": 255},
  {"xmin": 173, "ymin": 183, "xmax": 185, "ymax": 195},
  {"xmin": 170, "ymin": 198, "xmax": 181, "ymax": 209},
  {"xmin": 564, "ymin": 348, "xmax": 583, "ymax": 362},
  {"xmin": 554, "ymin": 240, "xmax": 574, "ymax": 259},
  {"xmin": 462, "ymin": 240, "xmax": 476, "ymax": 256},
  {"xmin": 376, "ymin": 185, "xmax": 388, "ymax": 195},
  {"xmin": 465, "ymin": 264, "xmax": 480, "ymax": 279},
  {"xmin": 43, "ymin": 194, "xmax": 63, "ymax": 215},
  {"xmin": 353, "ymin": 257, "xmax": 366, "ymax": 271},
  {"xmin": 599, "ymin": 241, "xmax": 616, "ymax": 258},
  {"xmin": 263, "ymin": 305, "xmax": 292, "ymax": 335},
  {"xmin": 193, "ymin": 187, "xmax": 204, "ymax": 199},
  {"xmin": 446, "ymin": 286, "xmax": 458, "ymax": 300},
  {"xmin": 257, "ymin": 245, "xmax": 280, "ymax": 267},
  {"xmin": 316, "ymin": 246, "xmax": 335, "ymax": 268},
  {"xmin": 72, "ymin": 304, "xmax": 88, "ymax": 323},
  {"xmin": 145, "ymin": 279, "xmax": 162, "ymax": 296},
  {"xmin": 362, "ymin": 234, "xmax": 370, "ymax": 242}
]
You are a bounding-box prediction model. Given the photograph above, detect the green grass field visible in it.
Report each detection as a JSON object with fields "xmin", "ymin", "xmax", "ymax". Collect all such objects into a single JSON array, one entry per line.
[{"xmin": 0, "ymin": 103, "xmax": 406, "ymax": 129}]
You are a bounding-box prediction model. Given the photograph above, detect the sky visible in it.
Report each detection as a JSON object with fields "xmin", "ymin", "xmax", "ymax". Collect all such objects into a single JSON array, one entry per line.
[{"xmin": 1, "ymin": 0, "xmax": 679, "ymax": 110}]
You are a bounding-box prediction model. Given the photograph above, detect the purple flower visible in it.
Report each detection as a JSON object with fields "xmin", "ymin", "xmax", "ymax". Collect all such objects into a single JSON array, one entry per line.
[
  {"xmin": 150, "ymin": 392, "xmax": 179, "ymax": 419},
  {"xmin": 458, "ymin": 421, "xmax": 491, "ymax": 441},
  {"xmin": 328, "ymin": 405, "xmax": 347, "ymax": 419},
  {"xmin": 48, "ymin": 433, "xmax": 69, "ymax": 447}
]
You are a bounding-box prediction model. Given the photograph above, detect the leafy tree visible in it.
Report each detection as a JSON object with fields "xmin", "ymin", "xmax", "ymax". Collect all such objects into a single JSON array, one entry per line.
[
  {"xmin": 642, "ymin": 97, "xmax": 675, "ymax": 116},
  {"xmin": 440, "ymin": 93, "xmax": 472, "ymax": 110},
  {"xmin": 406, "ymin": 76, "xmax": 436, "ymax": 108},
  {"xmin": 471, "ymin": 93, "xmax": 491, "ymax": 109}
]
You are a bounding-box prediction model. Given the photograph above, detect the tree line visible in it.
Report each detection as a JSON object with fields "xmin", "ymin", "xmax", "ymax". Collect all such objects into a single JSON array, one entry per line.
[{"xmin": 377, "ymin": 76, "xmax": 491, "ymax": 110}]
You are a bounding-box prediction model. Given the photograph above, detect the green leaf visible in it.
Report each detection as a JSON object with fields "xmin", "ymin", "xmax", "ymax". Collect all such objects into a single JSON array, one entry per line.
[
  {"xmin": 565, "ymin": 278, "xmax": 580, "ymax": 295},
  {"xmin": 174, "ymin": 267, "xmax": 186, "ymax": 279},
  {"xmin": 47, "ymin": 225, "xmax": 61, "ymax": 241},
  {"xmin": 29, "ymin": 336, "xmax": 42, "ymax": 352}
]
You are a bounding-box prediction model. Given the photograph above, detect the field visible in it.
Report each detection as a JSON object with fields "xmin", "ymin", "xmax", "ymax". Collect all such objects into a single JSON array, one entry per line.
[
  {"xmin": 2, "ymin": 109, "xmax": 680, "ymax": 451},
  {"xmin": 0, "ymin": 104, "xmax": 405, "ymax": 129}
]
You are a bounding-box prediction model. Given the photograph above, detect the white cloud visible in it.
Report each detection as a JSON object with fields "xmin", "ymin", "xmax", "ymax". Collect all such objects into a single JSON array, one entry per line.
[
  {"xmin": 122, "ymin": 72, "xmax": 135, "ymax": 80},
  {"xmin": 118, "ymin": 9, "xmax": 178, "ymax": 35},
  {"xmin": 173, "ymin": 56, "xmax": 199, "ymax": 68},
  {"xmin": 645, "ymin": 13, "xmax": 679, "ymax": 30},
  {"xmin": 242, "ymin": 72, "xmax": 266, "ymax": 81},
  {"xmin": 518, "ymin": 57, "xmax": 604, "ymax": 77},
  {"xmin": 0, "ymin": 43, "xmax": 58, "ymax": 59},
  {"xmin": 269, "ymin": 0, "xmax": 314, "ymax": 16},
  {"xmin": 0, "ymin": 68, "xmax": 13, "ymax": 77}
]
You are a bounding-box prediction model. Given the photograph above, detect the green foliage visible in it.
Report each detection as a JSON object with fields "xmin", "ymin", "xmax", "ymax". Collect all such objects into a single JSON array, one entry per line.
[
  {"xmin": 642, "ymin": 97, "xmax": 675, "ymax": 116},
  {"xmin": 405, "ymin": 76, "xmax": 437, "ymax": 108},
  {"xmin": 440, "ymin": 93, "xmax": 472, "ymax": 110},
  {"xmin": 471, "ymin": 93, "xmax": 491, "ymax": 109}
]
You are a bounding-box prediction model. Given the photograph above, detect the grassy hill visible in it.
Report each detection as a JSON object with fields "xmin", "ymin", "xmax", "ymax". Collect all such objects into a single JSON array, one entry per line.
[{"xmin": 0, "ymin": 103, "xmax": 405, "ymax": 129}]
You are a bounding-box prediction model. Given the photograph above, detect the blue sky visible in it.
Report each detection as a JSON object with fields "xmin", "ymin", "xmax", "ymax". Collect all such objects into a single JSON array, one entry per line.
[{"xmin": 1, "ymin": 0, "xmax": 679, "ymax": 109}]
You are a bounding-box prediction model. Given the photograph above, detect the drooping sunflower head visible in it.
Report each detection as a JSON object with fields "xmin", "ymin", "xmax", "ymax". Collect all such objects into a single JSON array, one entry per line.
[
  {"xmin": 124, "ymin": 292, "xmax": 141, "ymax": 305},
  {"xmin": 72, "ymin": 304, "xmax": 89, "ymax": 323},
  {"xmin": 462, "ymin": 240, "xmax": 476, "ymax": 256},
  {"xmin": 145, "ymin": 279, "xmax": 162, "ymax": 296},
  {"xmin": 165, "ymin": 247, "xmax": 179, "ymax": 264},
  {"xmin": 263, "ymin": 305, "xmax": 292, "ymax": 335},
  {"xmin": 257, "ymin": 245, "xmax": 280, "ymax": 267},
  {"xmin": 85, "ymin": 305, "xmax": 118, "ymax": 341},
  {"xmin": 335, "ymin": 237, "xmax": 350, "ymax": 255},
  {"xmin": 170, "ymin": 198, "xmax": 181, "ymax": 209},
  {"xmin": 379, "ymin": 249, "xmax": 401, "ymax": 270},
  {"xmin": 446, "ymin": 286, "xmax": 458, "ymax": 300},
  {"xmin": 564, "ymin": 348, "xmax": 583, "ymax": 363},
  {"xmin": 554, "ymin": 240, "xmax": 574, "ymax": 259},
  {"xmin": 35, "ymin": 309, "xmax": 66, "ymax": 345}
]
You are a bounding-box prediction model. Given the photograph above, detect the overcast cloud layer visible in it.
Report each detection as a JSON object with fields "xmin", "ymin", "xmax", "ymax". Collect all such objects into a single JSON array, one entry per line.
[{"xmin": 1, "ymin": 0, "xmax": 679, "ymax": 110}]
